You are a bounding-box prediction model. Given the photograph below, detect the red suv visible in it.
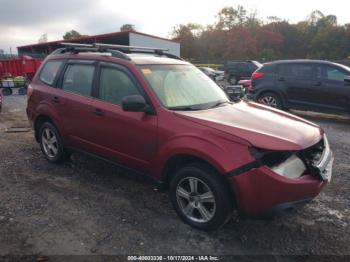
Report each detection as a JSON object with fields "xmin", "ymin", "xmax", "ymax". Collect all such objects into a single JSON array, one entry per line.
[{"xmin": 27, "ymin": 44, "xmax": 333, "ymax": 230}]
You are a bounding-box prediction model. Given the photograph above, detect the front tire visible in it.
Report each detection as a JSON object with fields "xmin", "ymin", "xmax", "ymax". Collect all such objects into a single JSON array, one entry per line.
[
  {"xmin": 169, "ymin": 163, "xmax": 233, "ymax": 231},
  {"xmin": 39, "ymin": 122, "xmax": 70, "ymax": 164}
]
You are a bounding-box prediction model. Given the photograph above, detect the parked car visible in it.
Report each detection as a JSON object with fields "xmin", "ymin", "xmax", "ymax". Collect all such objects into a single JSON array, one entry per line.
[
  {"xmin": 248, "ymin": 60, "xmax": 350, "ymax": 114},
  {"xmin": 198, "ymin": 67, "xmax": 216, "ymax": 80},
  {"xmin": 223, "ymin": 84, "xmax": 245, "ymax": 101},
  {"xmin": 214, "ymin": 70, "xmax": 225, "ymax": 81},
  {"xmin": 27, "ymin": 44, "xmax": 333, "ymax": 230},
  {"xmin": 224, "ymin": 60, "xmax": 261, "ymax": 84},
  {"xmin": 198, "ymin": 67, "xmax": 224, "ymax": 81}
]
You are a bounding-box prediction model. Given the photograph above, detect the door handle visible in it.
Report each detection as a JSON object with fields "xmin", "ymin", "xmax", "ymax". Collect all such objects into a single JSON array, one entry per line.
[
  {"xmin": 92, "ymin": 108, "xmax": 104, "ymax": 116},
  {"xmin": 52, "ymin": 96, "xmax": 60, "ymax": 103}
]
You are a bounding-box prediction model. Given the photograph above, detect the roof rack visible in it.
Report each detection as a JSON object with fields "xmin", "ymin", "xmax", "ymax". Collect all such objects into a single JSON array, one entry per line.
[
  {"xmin": 52, "ymin": 43, "xmax": 131, "ymax": 60},
  {"xmin": 52, "ymin": 42, "xmax": 183, "ymax": 61}
]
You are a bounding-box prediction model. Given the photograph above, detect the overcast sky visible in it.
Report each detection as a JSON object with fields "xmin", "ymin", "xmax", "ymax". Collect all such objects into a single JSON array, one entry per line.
[{"xmin": 0, "ymin": 0, "xmax": 349, "ymax": 53}]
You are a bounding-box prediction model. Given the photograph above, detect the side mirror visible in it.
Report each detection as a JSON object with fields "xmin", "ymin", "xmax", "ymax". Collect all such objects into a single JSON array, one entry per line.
[
  {"xmin": 122, "ymin": 95, "xmax": 147, "ymax": 112},
  {"xmin": 344, "ymin": 76, "xmax": 350, "ymax": 84}
]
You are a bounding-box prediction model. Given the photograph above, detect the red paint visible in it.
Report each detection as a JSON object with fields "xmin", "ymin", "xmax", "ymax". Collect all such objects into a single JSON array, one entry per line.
[
  {"xmin": 27, "ymin": 53, "xmax": 328, "ymax": 216},
  {"xmin": 230, "ymin": 167, "xmax": 325, "ymax": 214}
]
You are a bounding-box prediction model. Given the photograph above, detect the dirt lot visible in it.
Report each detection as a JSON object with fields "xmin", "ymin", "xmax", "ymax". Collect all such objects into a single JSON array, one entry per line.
[{"xmin": 0, "ymin": 92, "xmax": 349, "ymax": 259}]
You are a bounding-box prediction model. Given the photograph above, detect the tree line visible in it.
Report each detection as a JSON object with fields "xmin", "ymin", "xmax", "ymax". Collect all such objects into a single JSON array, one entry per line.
[{"xmin": 170, "ymin": 6, "xmax": 350, "ymax": 64}]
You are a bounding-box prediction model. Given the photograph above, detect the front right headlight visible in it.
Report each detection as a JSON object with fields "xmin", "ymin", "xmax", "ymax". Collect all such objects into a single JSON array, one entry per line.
[{"xmin": 271, "ymin": 154, "xmax": 306, "ymax": 179}]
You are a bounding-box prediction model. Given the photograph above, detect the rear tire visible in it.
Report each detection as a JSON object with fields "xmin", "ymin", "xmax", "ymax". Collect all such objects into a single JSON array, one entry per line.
[
  {"xmin": 258, "ymin": 92, "xmax": 283, "ymax": 109},
  {"xmin": 169, "ymin": 162, "xmax": 233, "ymax": 231},
  {"xmin": 39, "ymin": 122, "xmax": 70, "ymax": 164}
]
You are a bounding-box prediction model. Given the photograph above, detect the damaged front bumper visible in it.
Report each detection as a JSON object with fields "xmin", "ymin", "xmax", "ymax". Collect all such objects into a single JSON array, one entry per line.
[{"xmin": 228, "ymin": 135, "xmax": 333, "ymax": 216}]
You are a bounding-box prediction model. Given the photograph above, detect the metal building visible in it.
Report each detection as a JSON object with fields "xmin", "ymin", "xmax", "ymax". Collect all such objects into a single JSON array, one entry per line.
[{"xmin": 17, "ymin": 31, "xmax": 180, "ymax": 57}]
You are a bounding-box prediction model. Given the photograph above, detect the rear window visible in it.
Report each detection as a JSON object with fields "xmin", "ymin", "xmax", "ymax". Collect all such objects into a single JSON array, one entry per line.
[
  {"xmin": 39, "ymin": 60, "xmax": 63, "ymax": 86},
  {"xmin": 62, "ymin": 64, "xmax": 95, "ymax": 97},
  {"xmin": 259, "ymin": 64, "xmax": 275, "ymax": 74}
]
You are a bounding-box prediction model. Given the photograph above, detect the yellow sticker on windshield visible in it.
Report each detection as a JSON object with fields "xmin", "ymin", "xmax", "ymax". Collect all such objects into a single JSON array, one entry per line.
[{"xmin": 142, "ymin": 69, "xmax": 153, "ymax": 75}]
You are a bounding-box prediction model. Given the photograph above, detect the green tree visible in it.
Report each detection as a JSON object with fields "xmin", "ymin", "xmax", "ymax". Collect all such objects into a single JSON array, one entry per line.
[
  {"xmin": 170, "ymin": 7, "xmax": 350, "ymax": 63},
  {"xmin": 63, "ymin": 30, "xmax": 86, "ymax": 40},
  {"xmin": 171, "ymin": 23, "xmax": 203, "ymax": 60},
  {"xmin": 215, "ymin": 6, "xmax": 247, "ymax": 30},
  {"xmin": 120, "ymin": 24, "xmax": 136, "ymax": 32}
]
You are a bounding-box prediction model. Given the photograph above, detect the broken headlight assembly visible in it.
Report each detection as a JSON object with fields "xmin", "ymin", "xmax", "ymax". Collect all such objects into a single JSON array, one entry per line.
[
  {"xmin": 270, "ymin": 154, "xmax": 306, "ymax": 179},
  {"xmin": 249, "ymin": 147, "xmax": 306, "ymax": 179},
  {"xmin": 248, "ymin": 135, "xmax": 329, "ymax": 180}
]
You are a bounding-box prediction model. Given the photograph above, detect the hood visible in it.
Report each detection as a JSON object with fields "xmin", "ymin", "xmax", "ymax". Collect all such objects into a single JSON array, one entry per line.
[{"xmin": 175, "ymin": 101, "xmax": 323, "ymax": 151}]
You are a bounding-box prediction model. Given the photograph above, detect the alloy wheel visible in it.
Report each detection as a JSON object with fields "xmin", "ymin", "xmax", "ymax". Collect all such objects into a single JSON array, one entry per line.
[
  {"xmin": 176, "ymin": 177, "xmax": 216, "ymax": 223},
  {"xmin": 259, "ymin": 96, "xmax": 278, "ymax": 107},
  {"xmin": 41, "ymin": 128, "xmax": 58, "ymax": 158}
]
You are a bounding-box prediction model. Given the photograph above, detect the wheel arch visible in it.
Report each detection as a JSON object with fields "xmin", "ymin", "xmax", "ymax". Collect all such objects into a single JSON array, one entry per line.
[
  {"xmin": 161, "ymin": 154, "xmax": 238, "ymax": 209},
  {"xmin": 160, "ymin": 154, "xmax": 236, "ymax": 204},
  {"xmin": 256, "ymin": 89, "xmax": 287, "ymax": 109},
  {"xmin": 34, "ymin": 114, "xmax": 58, "ymax": 142}
]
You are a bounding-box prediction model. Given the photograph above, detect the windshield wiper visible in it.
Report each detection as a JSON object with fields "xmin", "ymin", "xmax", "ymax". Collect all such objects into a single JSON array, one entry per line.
[
  {"xmin": 206, "ymin": 100, "xmax": 231, "ymax": 109},
  {"xmin": 168, "ymin": 105, "xmax": 203, "ymax": 111}
]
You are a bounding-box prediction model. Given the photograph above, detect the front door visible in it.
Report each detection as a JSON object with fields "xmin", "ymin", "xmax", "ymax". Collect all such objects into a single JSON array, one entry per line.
[
  {"xmin": 89, "ymin": 63, "xmax": 158, "ymax": 171},
  {"xmin": 313, "ymin": 63, "xmax": 350, "ymax": 112}
]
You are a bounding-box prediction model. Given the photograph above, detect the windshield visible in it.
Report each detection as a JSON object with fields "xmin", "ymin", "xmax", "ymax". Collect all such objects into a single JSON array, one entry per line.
[{"xmin": 138, "ymin": 64, "xmax": 229, "ymax": 110}]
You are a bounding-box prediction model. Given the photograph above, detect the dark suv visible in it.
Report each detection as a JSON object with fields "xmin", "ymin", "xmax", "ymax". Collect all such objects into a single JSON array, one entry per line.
[
  {"xmin": 249, "ymin": 60, "xmax": 350, "ymax": 114},
  {"xmin": 27, "ymin": 44, "xmax": 333, "ymax": 230},
  {"xmin": 224, "ymin": 60, "xmax": 261, "ymax": 84}
]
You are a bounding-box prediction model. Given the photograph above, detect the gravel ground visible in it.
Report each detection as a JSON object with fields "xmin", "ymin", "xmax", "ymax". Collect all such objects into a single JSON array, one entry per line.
[{"xmin": 0, "ymin": 93, "xmax": 349, "ymax": 259}]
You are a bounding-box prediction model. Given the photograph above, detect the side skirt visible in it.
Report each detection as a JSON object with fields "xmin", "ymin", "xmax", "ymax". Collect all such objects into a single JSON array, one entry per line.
[{"xmin": 66, "ymin": 146, "xmax": 165, "ymax": 190}]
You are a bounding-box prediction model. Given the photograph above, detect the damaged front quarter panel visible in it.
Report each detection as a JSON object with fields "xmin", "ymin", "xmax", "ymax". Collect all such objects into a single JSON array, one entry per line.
[{"xmin": 228, "ymin": 135, "xmax": 333, "ymax": 181}]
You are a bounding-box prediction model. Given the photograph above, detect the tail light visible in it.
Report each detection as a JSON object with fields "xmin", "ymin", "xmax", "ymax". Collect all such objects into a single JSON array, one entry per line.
[{"xmin": 251, "ymin": 72, "xmax": 265, "ymax": 80}]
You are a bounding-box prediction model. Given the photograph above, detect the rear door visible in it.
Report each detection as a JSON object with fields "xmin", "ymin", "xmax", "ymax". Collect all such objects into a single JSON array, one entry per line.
[
  {"xmin": 277, "ymin": 63, "xmax": 317, "ymax": 106},
  {"xmin": 88, "ymin": 62, "xmax": 158, "ymax": 171},
  {"xmin": 314, "ymin": 63, "xmax": 350, "ymax": 112},
  {"xmin": 56, "ymin": 60, "xmax": 98, "ymax": 151}
]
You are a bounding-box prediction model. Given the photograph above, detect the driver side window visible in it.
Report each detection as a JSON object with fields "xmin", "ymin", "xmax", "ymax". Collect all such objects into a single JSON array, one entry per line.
[
  {"xmin": 99, "ymin": 67, "xmax": 140, "ymax": 105},
  {"xmin": 316, "ymin": 65, "xmax": 347, "ymax": 82}
]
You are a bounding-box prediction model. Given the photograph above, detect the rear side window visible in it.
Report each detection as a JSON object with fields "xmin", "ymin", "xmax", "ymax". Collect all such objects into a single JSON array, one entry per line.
[
  {"xmin": 39, "ymin": 60, "xmax": 63, "ymax": 86},
  {"xmin": 279, "ymin": 64, "xmax": 313, "ymax": 79},
  {"xmin": 62, "ymin": 64, "xmax": 95, "ymax": 97},
  {"xmin": 99, "ymin": 67, "xmax": 140, "ymax": 105}
]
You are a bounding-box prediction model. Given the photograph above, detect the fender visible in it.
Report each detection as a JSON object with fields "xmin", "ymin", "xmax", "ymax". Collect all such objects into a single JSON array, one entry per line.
[
  {"xmin": 150, "ymin": 132, "xmax": 253, "ymax": 179},
  {"xmin": 33, "ymin": 101, "xmax": 67, "ymax": 143}
]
